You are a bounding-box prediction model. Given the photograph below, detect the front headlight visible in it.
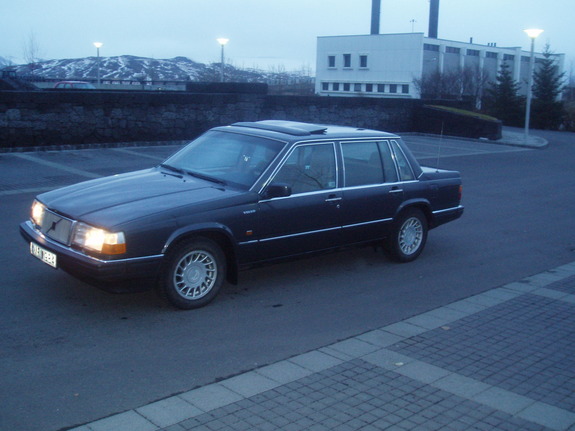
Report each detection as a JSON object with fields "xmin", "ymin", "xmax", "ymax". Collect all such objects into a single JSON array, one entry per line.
[
  {"xmin": 31, "ymin": 200, "xmax": 46, "ymax": 227},
  {"xmin": 72, "ymin": 222, "xmax": 126, "ymax": 255}
]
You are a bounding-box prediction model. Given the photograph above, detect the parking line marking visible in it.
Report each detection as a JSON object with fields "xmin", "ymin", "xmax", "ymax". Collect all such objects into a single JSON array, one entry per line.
[
  {"xmin": 112, "ymin": 148, "xmax": 167, "ymax": 161},
  {"xmin": 12, "ymin": 153, "xmax": 101, "ymax": 179},
  {"xmin": 0, "ymin": 187, "xmax": 56, "ymax": 197}
]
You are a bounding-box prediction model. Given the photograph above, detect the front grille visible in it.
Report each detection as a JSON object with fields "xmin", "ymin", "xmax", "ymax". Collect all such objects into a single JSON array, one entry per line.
[{"xmin": 39, "ymin": 210, "xmax": 75, "ymax": 245}]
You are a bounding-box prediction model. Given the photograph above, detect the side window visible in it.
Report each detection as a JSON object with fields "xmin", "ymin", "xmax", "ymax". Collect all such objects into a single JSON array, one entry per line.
[
  {"xmin": 378, "ymin": 141, "xmax": 399, "ymax": 183},
  {"xmin": 328, "ymin": 55, "xmax": 336, "ymax": 68},
  {"xmin": 390, "ymin": 140, "xmax": 415, "ymax": 181},
  {"xmin": 273, "ymin": 144, "xmax": 336, "ymax": 195},
  {"xmin": 343, "ymin": 54, "xmax": 351, "ymax": 68},
  {"xmin": 341, "ymin": 142, "xmax": 383, "ymax": 187}
]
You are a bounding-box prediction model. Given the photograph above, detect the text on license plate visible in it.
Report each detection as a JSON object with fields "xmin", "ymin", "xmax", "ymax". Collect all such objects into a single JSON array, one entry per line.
[{"xmin": 30, "ymin": 242, "xmax": 57, "ymax": 268}]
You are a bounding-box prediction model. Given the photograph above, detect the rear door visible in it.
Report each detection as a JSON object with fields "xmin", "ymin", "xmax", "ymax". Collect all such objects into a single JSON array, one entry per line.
[{"xmin": 339, "ymin": 140, "xmax": 404, "ymax": 244}]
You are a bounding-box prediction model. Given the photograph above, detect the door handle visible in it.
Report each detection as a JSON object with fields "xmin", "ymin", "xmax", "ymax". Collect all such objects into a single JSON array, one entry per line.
[
  {"xmin": 389, "ymin": 187, "xmax": 403, "ymax": 194},
  {"xmin": 325, "ymin": 195, "xmax": 342, "ymax": 202}
]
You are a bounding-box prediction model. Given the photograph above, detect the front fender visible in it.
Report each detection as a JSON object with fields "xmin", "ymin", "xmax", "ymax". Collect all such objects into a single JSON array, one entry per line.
[
  {"xmin": 162, "ymin": 222, "xmax": 237, "ymax": 254},
  {"xmin": 161, "ymin": 222, "xmax": 240, "ymax": 285}
]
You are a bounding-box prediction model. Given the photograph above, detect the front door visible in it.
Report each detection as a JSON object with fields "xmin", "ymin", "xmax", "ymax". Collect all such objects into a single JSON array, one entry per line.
[{"xmin": 256, "ymin": 143, "xmax": 342, "ymax": 261}]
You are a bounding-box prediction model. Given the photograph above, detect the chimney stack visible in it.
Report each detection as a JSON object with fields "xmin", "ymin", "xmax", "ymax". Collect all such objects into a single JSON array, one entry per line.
[
  {"xmin": 371, "ymin": 0, "xmax": 381, "ymax": 35},
  {"xmin": 428, "ymin": 0, "xmax": 439, "ymax": 38}
]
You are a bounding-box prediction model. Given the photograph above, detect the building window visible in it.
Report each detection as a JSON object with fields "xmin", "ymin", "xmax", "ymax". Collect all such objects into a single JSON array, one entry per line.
[
  {"xmin": 446, "ymin": 46, "xmax": 460, "ymax": 54},
  {"xmin": 467, "ymin": 49, "xmax": 480, "ymax": 56},
  {"xmin": 522, "ymin": 56, "xmax": 530, "ymax": 62},
  {"xmin": 343, "ymin": 83, "xmax": 351, "ymax": 91},
  {"xmin": 328, "ymin": 55, "xmax": 336, "ymax": 68},
  {"xmin": 321, "ymin": 82, "xmax": 329, "ymax": 91},
  {"xmin": 504, "ymin": 54, "xmax": 515, "ymax": 61},
  {"xmin": 389, "ymin": 84, "xmax": 397, "ymax": 94},
  {"xmin": 343, "ymin": 54, "xmax": 351, "ymax": 68},
  {"xmin": 486, "ymin": 52, "xmax": 498, "ymax": 59},
  {"xmin": 402, "ymin": 84, "xmax": 409, "ymax": 94},
  {"xmin": 424, "ymin": 44, "xmax": 440, "ymax": 52},
  {"xmin": 366, "ymin": 84, "xmax": 373, "ymax": 92},
  {"xmin": 332, "ymin": 83, "xmax": 340, "ymax": 91},
  {"xmin": 377, "ymin": 84, "xmax": 385, "ymax": 93},
  {"xmin": 359, "ymin": 55, "xmax": 368, "ymax": 68},
  {"xmin": 354, "ymin": 83, "xmax": 362, "ymax": 92}
]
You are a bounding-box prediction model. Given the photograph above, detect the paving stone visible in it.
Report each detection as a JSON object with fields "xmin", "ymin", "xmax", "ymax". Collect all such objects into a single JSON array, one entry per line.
[
  {"xmin": 383, "ymin": 321, "xmax": 429, "ymax": 338},
  {"xmin": 180, "ymin": 383, "xmax": 244, "ymax": 412},
  {"xmin": 88, "ymin": 411, "xmax": 158, "ymax": 431},
  {"xmin": 356, "ymin": 329, "xmax": 405, "ymax": 347},
  {"xmin": 289, "ymin": 350, "xmax": 344, "ymax": 372},
  {"xmin": 220, "ymin": 371, "xmax": 281, "ymax": 398},
  {"xmin": 137, "ymin": 396, "xmax": 202, "ymax": 428},
  {"xmin": 518, "ymin": 402, "xmax": 575, "ymax": 430},
  {"xmin": 388, "ymin": 294, "xmax": 575, "ymax": 412}
]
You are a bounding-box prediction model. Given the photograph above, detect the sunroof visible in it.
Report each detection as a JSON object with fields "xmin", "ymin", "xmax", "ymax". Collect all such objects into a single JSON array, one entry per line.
[{"xmin": 232, "ymin": 121, "xmax": 328, "ymax": 136}]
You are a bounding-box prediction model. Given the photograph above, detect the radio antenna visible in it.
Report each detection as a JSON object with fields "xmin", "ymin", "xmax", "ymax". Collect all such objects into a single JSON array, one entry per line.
[{"xmin": 436, "ymin": 121, "xmax": 444, "ymax": 172}]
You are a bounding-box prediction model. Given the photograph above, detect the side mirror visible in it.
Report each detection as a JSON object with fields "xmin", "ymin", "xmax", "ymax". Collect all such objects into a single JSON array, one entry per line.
[{"xmin": 263, "ymin": 183, "xmax": 292, "ymax": 199}]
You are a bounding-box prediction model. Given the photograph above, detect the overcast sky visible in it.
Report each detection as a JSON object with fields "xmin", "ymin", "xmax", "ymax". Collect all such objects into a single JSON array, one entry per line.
[{"xmin": 2, "ymin": 0, "xmax": 573, "ymax": 74}]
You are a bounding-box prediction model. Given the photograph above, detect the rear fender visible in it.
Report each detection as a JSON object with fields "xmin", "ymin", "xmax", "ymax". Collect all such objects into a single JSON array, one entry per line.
[{"xmin": 395, "ymin": 199, "xmax": 432, "ymax": 226}]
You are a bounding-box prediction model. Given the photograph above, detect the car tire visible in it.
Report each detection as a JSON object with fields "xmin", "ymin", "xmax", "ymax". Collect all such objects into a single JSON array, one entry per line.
[
  {"xmin": 386, "ymin": 208, "xmax": 428, "ymax": 263},
  {"xmin": 159, "ymin": 238, "xmax": 226, "ymax": 309}
]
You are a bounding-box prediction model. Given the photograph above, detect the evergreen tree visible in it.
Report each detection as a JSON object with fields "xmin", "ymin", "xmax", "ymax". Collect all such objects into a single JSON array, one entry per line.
[
  {"xmin": 484, "ymin": 62, "xmax": 524, "ymax": 126},
  {"xmin": 531, "ymin": 44, "xmax": 565, "ymax": 130}
]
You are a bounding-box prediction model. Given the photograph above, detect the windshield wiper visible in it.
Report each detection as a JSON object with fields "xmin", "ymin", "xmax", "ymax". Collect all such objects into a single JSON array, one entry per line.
[
  {"xmin": 184, "ymin": 170, "xmax": 227, "ymax": 186},
  {"xmin": 159, "ymin": 164, "xmax": 185, "ymax": 176}
]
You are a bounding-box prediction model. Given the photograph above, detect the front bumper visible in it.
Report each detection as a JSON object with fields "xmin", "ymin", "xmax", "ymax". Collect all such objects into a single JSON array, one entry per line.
[{"xmin": 20, "ymin": 221, "xmax": 163, "ymax": 283}]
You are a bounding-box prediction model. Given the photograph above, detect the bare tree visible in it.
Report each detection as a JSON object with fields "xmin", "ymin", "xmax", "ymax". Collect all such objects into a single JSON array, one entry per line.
[
  {"xmin": 461, "ymin": 64, "xmax": 491, "ymax": 109},
  {"xmin": 23, "ymin": 31, "xmax": 43, "ymax": 64},
  {"xmin": 413, "ymin": 70, "xmax": 461, "ymax": 99}
]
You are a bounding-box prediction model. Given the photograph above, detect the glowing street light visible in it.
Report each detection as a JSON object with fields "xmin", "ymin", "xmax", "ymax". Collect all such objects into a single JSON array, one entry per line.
[
  {"xmin": 216, "ymin": 38, "xmax": 229, "ymax": 82},
  {"xmin": 523, "ymin": 29, "xmax": 543, "ymax": 141},
  {"xmin": 93, "ymin": 42, "xmax": 103, "ymax": 88}
]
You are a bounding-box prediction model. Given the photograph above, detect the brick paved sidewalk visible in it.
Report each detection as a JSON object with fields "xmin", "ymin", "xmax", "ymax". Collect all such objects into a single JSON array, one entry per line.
[{"xmin": 72, "ymin": 262, "xmax": 575, "ymax": 431}]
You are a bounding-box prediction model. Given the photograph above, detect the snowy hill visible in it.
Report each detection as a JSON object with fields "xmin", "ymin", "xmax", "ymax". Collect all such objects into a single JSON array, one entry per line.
[{"xmin": 9, "ymin": 55, "xmax": 311, "ymax": 84}]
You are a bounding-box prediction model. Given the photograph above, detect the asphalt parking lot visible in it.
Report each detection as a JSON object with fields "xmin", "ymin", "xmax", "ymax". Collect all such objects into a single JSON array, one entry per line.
[
  {"xmin": 0, "ymin": 133, "xmax": 528, "ymax": 197},
  {"xmin": 2, "ymin": 128, "xmax": 574, "ymax": 431}
]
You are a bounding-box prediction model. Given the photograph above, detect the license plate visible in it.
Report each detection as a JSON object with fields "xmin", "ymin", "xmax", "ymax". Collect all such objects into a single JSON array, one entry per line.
[{"xmin": 30, "ymin": 242, "xmax": 57, "ymax": 268}]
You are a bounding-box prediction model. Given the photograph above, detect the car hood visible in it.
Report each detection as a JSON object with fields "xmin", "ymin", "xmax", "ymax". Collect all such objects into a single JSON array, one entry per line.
[{"xmin": 38, "ymin": 168, "xmax": 249, "ymax": 228}]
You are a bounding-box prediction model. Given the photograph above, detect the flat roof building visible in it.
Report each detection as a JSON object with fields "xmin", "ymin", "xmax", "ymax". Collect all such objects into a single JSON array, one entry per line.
[{"xmin": 315, "ymin": 32, "xmax": 564, "ymax": 99}]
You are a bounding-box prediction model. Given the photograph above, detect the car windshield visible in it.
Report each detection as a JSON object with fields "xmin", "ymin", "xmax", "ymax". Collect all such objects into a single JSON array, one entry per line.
[{"xmin": 163, "ymin": 131, "xmax": 282, "ymax": 189}]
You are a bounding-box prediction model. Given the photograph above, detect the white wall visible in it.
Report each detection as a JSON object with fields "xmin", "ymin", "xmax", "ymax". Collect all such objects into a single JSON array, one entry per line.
[{"xmin": 316, "ymin": 33, "xmax": 424, "ymax": 98}]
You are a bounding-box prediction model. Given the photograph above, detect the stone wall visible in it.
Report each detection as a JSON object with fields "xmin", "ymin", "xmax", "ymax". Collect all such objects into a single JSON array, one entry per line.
[
  {"xmin": 0, "ymin": 90, "xmax": 497, "ymax": 150},
  {"xmin": 0, "ymin": 91, "xmax": 419, "ymax": 149}
]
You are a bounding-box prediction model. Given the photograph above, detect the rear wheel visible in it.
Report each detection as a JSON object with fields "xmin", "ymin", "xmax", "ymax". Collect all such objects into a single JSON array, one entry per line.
[
  {"xmin": 386, "ymin": 208, "xmax": 428, "ymax": 262},
  {"xmin": 159, "ymin": 238, "xmax": 226, "ymax": 309}
]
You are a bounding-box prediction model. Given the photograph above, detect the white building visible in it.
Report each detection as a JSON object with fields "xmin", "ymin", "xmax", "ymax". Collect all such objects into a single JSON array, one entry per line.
[{"xmin": 315, "ymin": 32, "xmax": 564, "ymax": 99}]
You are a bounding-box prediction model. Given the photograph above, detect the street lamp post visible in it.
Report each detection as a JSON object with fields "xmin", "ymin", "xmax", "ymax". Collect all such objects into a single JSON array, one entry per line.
[
  {"xmin": 523, "ymin": 29, "xmax": 543, "ymax": 141},
  {"xmin": 216, "ymin": 38, "xmax": 229, "ymax": 82},
  {"xmin": 93, "ymin": 42, "xmax": 103, "ymax": 88}
]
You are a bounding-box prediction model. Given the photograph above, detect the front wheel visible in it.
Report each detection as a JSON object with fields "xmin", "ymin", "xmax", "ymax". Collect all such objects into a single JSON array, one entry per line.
[
  {"xmin": 159, "ymin": 238, "xmax": 226, "ymax": 309},
  {"xmin": 386, "ymin": 208, "xmax": 428, "ymax": 262}
]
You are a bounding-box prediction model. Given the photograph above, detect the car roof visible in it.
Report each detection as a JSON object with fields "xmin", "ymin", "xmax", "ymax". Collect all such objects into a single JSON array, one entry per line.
[{"xmin": 214, "ymin": 120, "xmax": 400, "ymax": 143}]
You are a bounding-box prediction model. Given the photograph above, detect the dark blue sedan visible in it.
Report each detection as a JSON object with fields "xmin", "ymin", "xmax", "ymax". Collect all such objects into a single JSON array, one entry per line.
[{"xmin": 21, "ymin": 120, "xmax": 463, "ymax": 309}]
